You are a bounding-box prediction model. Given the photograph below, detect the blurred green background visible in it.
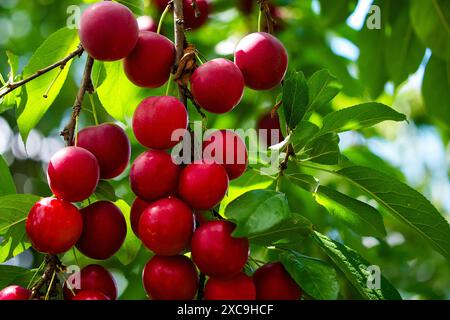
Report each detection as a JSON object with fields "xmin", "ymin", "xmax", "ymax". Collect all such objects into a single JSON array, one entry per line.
[{"xmin": 0, "ymin": 0, "xmax": 449, "ymax": 299}]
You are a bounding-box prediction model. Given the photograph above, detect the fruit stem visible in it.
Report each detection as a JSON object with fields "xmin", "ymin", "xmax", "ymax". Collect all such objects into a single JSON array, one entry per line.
[
  {"xmin": 157, "ymin": 2, "xmax": 173, "ymax": 34},
  {"xmin": 88, "ymin": 93, "xmax": 99, "ymax": 125},
  {"xmin": 258, "ymin": 7, "xmax": 262, "ymax": 32},
  {"xmin": 165, "ymin": 73, "xmax": 173, "ymax": 96},
  {"xmin": 44, "ymin": 270, "xmax": 56, "ymax": 300},
  {"xmin": 43, "ymin": 66, "xmax": 64, "ymax": 99}
]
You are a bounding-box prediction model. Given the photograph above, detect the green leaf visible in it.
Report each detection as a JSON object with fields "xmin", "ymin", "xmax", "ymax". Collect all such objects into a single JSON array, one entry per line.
[
  {"xmin": 114, "ymin": 200, "xmax": 141, "ymax": 266},
  {"xmin": 96, "ymin": 61, "xmax": 146, "ymax": 123},
  {"xmin": 0, "ymin": 51, "xmax": 20, "ymax": 113},
  {"xmin": 280, "ymin": 250, "xmax": 340, "ymax": 300},
  {"xmin": 284, "ymin": 173, "xmax": 319, "ymax": 193},
  {"xmin": 93, "ymin": 180, "xmax": 118, "ymax": 202},
  {"xmin": 307, "ymin": 69, "xmax": 341, "ymax": 112},
  {"xmin": 410, "ymin": 0, "xmax": 450, "ymax": 60},
  {"xmin": 301, "ymin": 133, "xmax": 340, "ymax": 165},
  {"xmin": 289, "ymin": 121, "xmax": 320, "ymax": 153},
  {"xmin": 314, "ymin": 185, "xmax": 387, "ymax": 238},
  {"xmin": 225, "ymin": 189, "xmax": 290, "ymax": 238},
  {"xmin": 17, "ymin": 28, "xmax": 79, "ymax": 143},
  {"xmin": 313, "ymin": 231, "xmax": 402, "ymax": 300},
  {"xmin": 282, "ymin": 70, "xmax": 309, "ymax": 129},
  {"xmin": 358, "ymin": 0, "xmax": 388, "ymax": 98},
  {"xmin": 385, "ymin": 9, "xmax": 425, "ymax": 86},
  {"xmin": 219, "ymin": 169, "xmax": 274, "ymax": 215},
  {"xmin": 0, "ymin": 155, "xmax": 16, "ymax": 196},
  {"xmin": 117, "ymin": 0, "xmax": 145, "ymax": 15},
  {"xmin": 317, "ymin": 103, "xmax": 406, "ymax": 136},
  {"xmin": 0, "ymin": 265, "xmax": 34, "ymax": 289},
  {"xmin": 422, "ymin": 55, "xmax": 450, "ymax": 126},
  {"xmin": 0, "ymin": 194, "xmax": 40, "ymax": 263},
  {"xmin": 342, "ymin": 146, "xmax": 405, "ymax": 181},
  {"xmin": 249, "ymin": 213, "xmax": 313, "ymax": 247},
  {"xmin": 338, "ymin": 166, "xmax": 450, "ymax": 260},
  {"xmin": 318, "ymin": 0, "xmax": 355, "ymax": 27}
]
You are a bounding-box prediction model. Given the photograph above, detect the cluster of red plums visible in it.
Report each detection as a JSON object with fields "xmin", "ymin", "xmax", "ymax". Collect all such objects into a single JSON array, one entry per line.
[{"xmin": 0, "ymin": 0, "xmax": 300, "ymax": 300}]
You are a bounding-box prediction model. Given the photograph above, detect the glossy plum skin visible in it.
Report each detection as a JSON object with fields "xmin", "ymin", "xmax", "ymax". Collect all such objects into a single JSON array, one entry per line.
[
  {"xmin": 203, "ymin": 130, "xmax": 248, "ymax": 180},
  {"xmin": 130, "ymin": 197, "xmax": 151, "ymax": 238},
  {"xmin": 124, "ymin": 32, "xmax": 175, "ymax": 88},
  {"xmin": 26, "ymin": 198, "xmax": 82, "ymax": 255},
  {"xmin": 79, "ymin": 2, "xmax": 139, "ymax": 61},
  {"xmin": 253, "ymin": 262, "xmax": 302, "ymax": 300},
  {"xmin": 234, "ymin": 32, "xmax": 288, "ymax": 90},
  {"xmin": 257, "ymin": 112, "xmax": 284, "ymax": 147},
  {"xmin": 132, "ymin": 96, "xmax": 188, "ymax": 150},
  {"xmin": 204, "ymin": 272, "xmax": 256, "ymax": 300},
  {"xmin": 0, "ymin": 286, "xmax": 31, "ymax": 300},
  {"xmin": 47, "ymin": 146, "xmax": 99, "ymax": 202},
  {"xmin": 191, "ymin": 221, "xmax": 249, "ymax": 278},
  {"xmin": 76, "ymin": 201, "xmax": 127, "ymax": 260},
  {"xmin": 139, "ymin": 197, "xmax": 194, "ymax": 256},
  {"xmin": 142, "ymin": 255, "xmax": 198, "ymax": 300},
  {"xmin": 130, "ymin": 150, "xmax": 180, "ymax": 202},
  {"xmin": 190, "ymin": 58, "xmax": 244, "ymax": 114},
  {"xmin": 72, "ymin": 290, "xmax": 110, "ymax": 300},
  {"xmin": 178, "ymin": 162, "xmax": 229, "ymax": 210},
  {"xmin": 77, "ymin": 123, "xmax": 131, "ymax": 179},
  {"xmin": 137, "ymin": 16, "xmax": 157, "ymax": 32},
  {"xmin": 63, "ymin": 264, "xmax": 118, "ymax": 300}
]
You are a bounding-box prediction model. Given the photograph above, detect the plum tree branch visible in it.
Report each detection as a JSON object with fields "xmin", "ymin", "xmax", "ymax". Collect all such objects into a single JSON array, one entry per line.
[
  {"xmin": 0, "ymin": 45, "xmax": 84, "ymax": 100},
  {"xmin": 173, "ymin": 0, "xmax": 188, "ymax": 106},
  {"xmin": 60, "ymin": 55, "xmax": 94, "ymax": 146}
]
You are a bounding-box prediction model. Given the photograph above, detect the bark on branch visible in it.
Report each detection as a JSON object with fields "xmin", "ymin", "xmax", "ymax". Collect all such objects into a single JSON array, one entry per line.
[{"xmin": 0, "ymin": 45, "xmax": 84, "ymax": 100}]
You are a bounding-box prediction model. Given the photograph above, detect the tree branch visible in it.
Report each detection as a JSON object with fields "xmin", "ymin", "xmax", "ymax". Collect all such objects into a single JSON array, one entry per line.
[
  {"xmin": 173, "ymin": 0, "xmax": 188, "ymax": 106},
  {"xmin": 0, "ymin": 45, "xmax": 84, "ymax": 100},
  {"xmin": 60, "ymin": 55, "xmax": 94, "ymax": 146}
]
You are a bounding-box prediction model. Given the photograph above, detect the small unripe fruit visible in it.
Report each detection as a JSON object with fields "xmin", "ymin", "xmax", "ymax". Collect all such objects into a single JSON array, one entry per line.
[
  {"xmin": 77, "ymin": 123, "xmax": 131, "ymax": 179},
  {"xmin": 124, "ymin": 32, "xmax": 175, "ymax": 88},
  {"xmin": 79, "ymin": 2, "xmax": 139, "ymax": 61},
  {"xmin": 257, "ymin": 112, "xmax": 284, "ymax": 147},
  {"xmin": 190, "ymin": 58, "xmax": 244, "ymax": 114},
  {"xmin": 76, "ymin": 201, "xmax": 127, "ymax": 260},
  {"xmin": 72, "ymin": 290, "xmax": 110, "ymax": 300},
  {"xmin": 183, "ymin": 0, "xmax": 210, "ymax": 30},
  {"xmin": 203, "ymin": 130, "xmax": 248, "ymax": 180},
  {"xmin": 47, "ymin": 146, "xmax": 99, "ymax": 202},
  {"xmin": 130, "ymin": 150, "xmax": 180, "ymax": 202},
  {"xmin": 137, "ymin": 16, "xmax": 157, "ymax": 32},
  {"xmin": 26, "ymin": 198, "xmax": 82, "ymax": 254},
  {"xmin": 139, "ymin": 197, "xmax": 194, "ymax": 256},
  {"xmin": 130, "ymin": 197, "xmax": 151, "ymax": 238},
  {"xmin": 178, "ymin": 162, "xmax": 229, "ymax": 210},
  {"xmin": 132, "ymin": 96, "xmax": 188, "ymax": 149},
  {"xmin": 64, "ymin": 264, "xmax": 117, "ymax": 300},
  {"xmin": 0, "ymin": 285, "xmax": 31, "ymax": 300},
  {"xmin": 205, "ymin": 273, "xmax": 256, "ymax": 300},
  {"xmin": 235, "ymin": 32, "xmax": 288, "ymax": 90},
  {"xmin": 253, "ymin": 262, "xmax": 302, "ymax": 300},
  {"xmin": 142, "ymin": 255, "xmax": 198, "ymax": 300},
  {"xmin": 191, "ymin": 220, "xmax": 249, "ymax": 278}
]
